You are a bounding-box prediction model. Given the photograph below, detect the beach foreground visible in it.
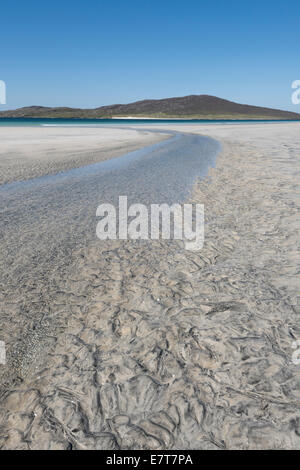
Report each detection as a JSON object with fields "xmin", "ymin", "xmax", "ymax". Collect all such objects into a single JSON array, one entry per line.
[{"xmin": 0, "ymin": 122, "xmax": 299, "ymax": 449}]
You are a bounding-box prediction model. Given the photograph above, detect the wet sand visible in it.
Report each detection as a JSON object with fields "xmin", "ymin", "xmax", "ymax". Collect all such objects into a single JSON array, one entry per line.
[
  {"xmin": 0, "ymin": 123, "xmax": 300, "ymax": 449},
  {"xmin": 0, "ymin": 126, "xmax": 170, "ymax": 185},
  {"xmin": 0, "ymin": 130, "xmax": 218, "ymax": 396}
]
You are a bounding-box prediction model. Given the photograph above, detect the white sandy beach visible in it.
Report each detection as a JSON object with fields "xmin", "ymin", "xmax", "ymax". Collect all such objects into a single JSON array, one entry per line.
[
  {"xmin": 0, "ymin": 122, "xmax": 299, "ymax": 449},
  {"xmin": 0, "ymin": 126, "xmax": 169, "ymax": 185}
]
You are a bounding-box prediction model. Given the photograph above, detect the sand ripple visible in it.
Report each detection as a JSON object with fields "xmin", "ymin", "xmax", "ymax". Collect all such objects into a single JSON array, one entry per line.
[{"xmin": 0, "ymin": 125, "xmax": 299, "ymax": 449}]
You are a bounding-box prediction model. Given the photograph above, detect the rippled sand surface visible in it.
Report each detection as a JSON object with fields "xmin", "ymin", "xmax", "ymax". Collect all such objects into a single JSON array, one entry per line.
[{"xmin": 0, "ymin": 123, "xmax": 299, "ymax": 449}]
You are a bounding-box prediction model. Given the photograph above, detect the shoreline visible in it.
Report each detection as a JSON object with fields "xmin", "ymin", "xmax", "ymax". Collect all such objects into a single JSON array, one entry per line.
[{"xmin": 0, "ymin": 122, "xmax": 299, "ymax": 449}]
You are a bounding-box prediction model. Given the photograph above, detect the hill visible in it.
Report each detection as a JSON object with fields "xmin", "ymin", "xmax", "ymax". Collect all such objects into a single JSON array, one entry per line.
[{"xmin": 0, "ymin": 95, "xmax": 299, "ymax": 120}]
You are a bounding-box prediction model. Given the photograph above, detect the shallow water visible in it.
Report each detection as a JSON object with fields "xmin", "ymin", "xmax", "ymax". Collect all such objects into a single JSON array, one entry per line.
[{"xmin": 0, "ymin": 131, "xmax": 219, "ymax": 386}]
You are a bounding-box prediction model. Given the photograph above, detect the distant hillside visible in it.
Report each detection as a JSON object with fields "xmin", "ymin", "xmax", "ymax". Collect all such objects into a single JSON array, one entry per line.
[{"xmin": 1, "ymin": 95, "xmax": 300, "ymax": 120}]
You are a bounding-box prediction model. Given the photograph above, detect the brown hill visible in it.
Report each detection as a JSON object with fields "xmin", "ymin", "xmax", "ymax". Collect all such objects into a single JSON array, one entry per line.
[{"xmin": 0, "ymin": 95, "xmax": 299, "ymax": 120}]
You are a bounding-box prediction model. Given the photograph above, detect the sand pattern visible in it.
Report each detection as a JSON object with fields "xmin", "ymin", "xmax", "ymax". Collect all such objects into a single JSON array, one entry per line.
[{"xmin": 0, "ymin": 124, "xmax": 300, "ymax": 449}]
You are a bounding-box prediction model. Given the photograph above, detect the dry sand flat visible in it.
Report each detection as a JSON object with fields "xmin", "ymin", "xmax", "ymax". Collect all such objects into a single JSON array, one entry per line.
[
  {"xmin": 0, "ymin": 126, "xmax": 169, "ymax": 185},
  {"xmin": 0, "ymin": 122, "xmax": 300, "ymax": 449}
]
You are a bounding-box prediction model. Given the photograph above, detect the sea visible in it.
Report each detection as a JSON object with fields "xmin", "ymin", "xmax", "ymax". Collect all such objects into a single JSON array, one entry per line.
[{"xmin": 0, "ymin": 117, "xmax": 299, "ymax": 126}]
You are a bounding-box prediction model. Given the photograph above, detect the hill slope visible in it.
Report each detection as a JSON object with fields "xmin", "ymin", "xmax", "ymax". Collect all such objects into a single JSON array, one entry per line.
[{"xmin": 0, "ymin": 95, "xmax": 299, "ymax": 120}]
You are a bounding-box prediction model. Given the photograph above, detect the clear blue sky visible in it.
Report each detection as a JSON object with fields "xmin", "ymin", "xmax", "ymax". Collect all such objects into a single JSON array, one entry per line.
[{"xmin": 1, "ymin": 0, "xmax": 299, "ymax": 111}]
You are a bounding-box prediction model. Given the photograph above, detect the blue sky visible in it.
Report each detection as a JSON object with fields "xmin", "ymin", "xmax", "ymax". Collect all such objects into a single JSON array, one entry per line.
[{"xmin": 1, "ymin": 0, "xmax": 299, "ymax": 111}]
